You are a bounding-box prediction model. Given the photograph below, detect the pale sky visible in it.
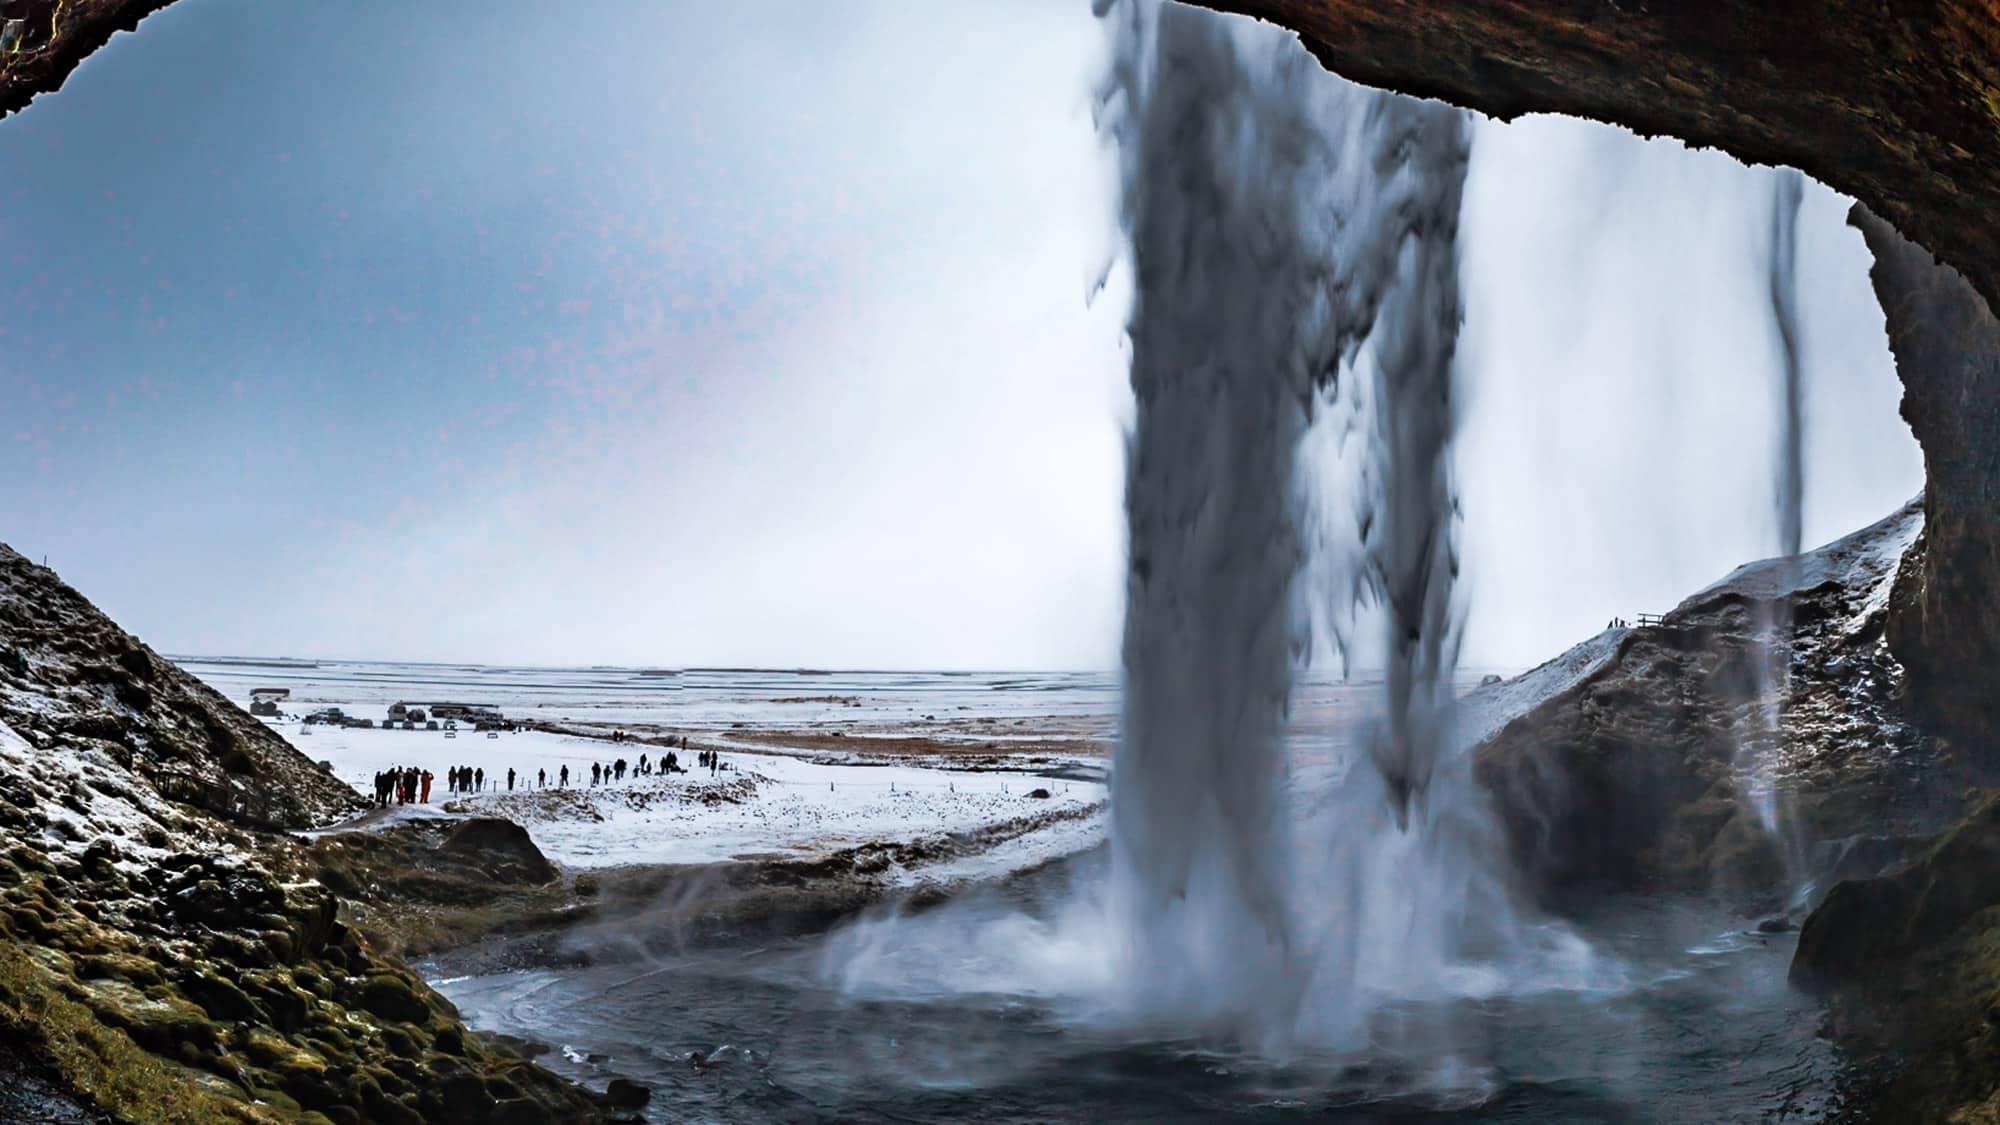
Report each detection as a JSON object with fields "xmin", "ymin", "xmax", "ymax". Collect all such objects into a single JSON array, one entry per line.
[{"xmin": 0, "ymin": 0, "xmax": 1921, "ymax": 670}]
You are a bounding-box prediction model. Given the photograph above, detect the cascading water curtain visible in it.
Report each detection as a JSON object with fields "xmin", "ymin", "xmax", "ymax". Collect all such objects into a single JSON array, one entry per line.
[{"xmin": 1096, "ymin": 0, "xmax": 1520, "ymax": 1048}]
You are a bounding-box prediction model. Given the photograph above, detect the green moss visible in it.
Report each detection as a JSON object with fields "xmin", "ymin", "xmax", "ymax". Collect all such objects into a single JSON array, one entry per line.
[{"xmin": 0, "ymin": 938, "xmax": 269, "ymax": 1123}]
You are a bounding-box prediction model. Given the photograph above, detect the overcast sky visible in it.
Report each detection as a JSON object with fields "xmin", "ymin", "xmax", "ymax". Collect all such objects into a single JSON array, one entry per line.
[{"xmin": 0, "ymin": 0, "xmax": 1921, "ymax": 670}]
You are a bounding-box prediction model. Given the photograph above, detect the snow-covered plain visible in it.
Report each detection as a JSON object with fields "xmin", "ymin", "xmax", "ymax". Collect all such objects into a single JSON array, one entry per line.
[
  {"xmin": 282, "ymin": 720, "xmax": 1103, "ymax": 870},
  {"xmin": 182, "ymin": 661, "xmax": 1564, "ymax": 880}
]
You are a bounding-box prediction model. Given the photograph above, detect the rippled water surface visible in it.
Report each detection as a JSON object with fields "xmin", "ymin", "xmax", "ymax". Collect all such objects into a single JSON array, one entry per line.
[{"xmin": 433, "ymin": 865, "xmax": 1842, "ymax": 1124}]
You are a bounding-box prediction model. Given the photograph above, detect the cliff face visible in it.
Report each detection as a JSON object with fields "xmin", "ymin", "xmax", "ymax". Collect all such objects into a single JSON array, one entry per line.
[
  {"xmin": 0, "ymin": 547, "xmax": 365, "ymax": 835},
  {"xmin": 1472, "ymin": 501, "xmax": 1978, "ymax": 910},
  {"xmin": 1850, "ymin": 208, "xmax": 2000, "ymax": 743},
  {"xmin": 1790, "ymin": 797, "xmax": 2000, "ymax": 1121},
  {"xmin": 0, "ymin": 547, "xmax": 615, "ymax": 1124}
]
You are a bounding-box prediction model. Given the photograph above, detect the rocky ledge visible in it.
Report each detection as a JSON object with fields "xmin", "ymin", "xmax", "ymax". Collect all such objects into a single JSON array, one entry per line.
[
  {"xmin": 0, "ymin": 543, "xmax": 624, "ymax": 1124},
  {"xmin": 1792, "ymin": 795, "xmax": 2000, "ymax": 1122},
  {"xmin": 1472, "ymin": 499, "xmax": 1985, "ymax": 913}
]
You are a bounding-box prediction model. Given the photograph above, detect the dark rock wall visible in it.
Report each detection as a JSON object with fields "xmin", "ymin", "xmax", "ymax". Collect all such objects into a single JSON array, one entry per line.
[
  {"xmin": 1212, "ymin": 0, "xmax": 2000, "ymax": 319},
  {"xmin": 1850, "ymin": 208, "xmax": 2000, "ymax": 742},
  {"xmin": 1473, "ymin": 503, "xmax": 1969, "ymax": 909},
  {"xmin": 0, "ymin": 0, "xmax": 175, "ymax": 117},
  {"xmin": 1790, "ymin": 795, "xmax": 2000, "ymax": 1120}
]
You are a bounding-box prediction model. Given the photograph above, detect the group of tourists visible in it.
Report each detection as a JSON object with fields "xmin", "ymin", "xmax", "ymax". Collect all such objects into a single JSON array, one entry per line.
[
  {"xmin": 367, "ymin": 735, "xmax": 725, "ymax": 807},
  {"xmin": 446, "ymin": 764, "xmax": 496, "ymax": 793},
  {"xmin": 584, "ymin": 748, "xmax": 690, "ymax": 786},
  {"xmin": 373, "ymin": 766, "xmax": 433, "ymax": 806}
]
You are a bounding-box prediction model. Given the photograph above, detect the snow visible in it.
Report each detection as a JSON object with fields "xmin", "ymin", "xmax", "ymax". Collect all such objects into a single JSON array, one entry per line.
[
  {"xmin": 889, "ymin": 806, "xmax": 1108, "ymax": 888},
  {"xmin": 1457, "ymin": 629, "xmax": 1624, "ymax": 749},
  {"xmin": 1683, "ymin": 497, "xmax": 1922, "ymax": 622},
  {"xmin": 272, "ymin": 721, "xmax": 1105, "ymax": 870},
  {"xmin": 1454, "ymin": 500, "xmax": 1926, "ymax": 750},
  {"xmin": 0, "ymin": 716, "xmax": 193, "ymax": 868}
]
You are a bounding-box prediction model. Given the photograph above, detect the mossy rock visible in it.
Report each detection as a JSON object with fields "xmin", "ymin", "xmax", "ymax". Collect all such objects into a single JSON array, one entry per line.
[
  {"xmin": 76, "ymin": 977, "xmax": 218, "ymax": 1053},
  {"xmin": 353, "ymin": 973, "xmax": 432, "ymax": 1025},
  {"xmin": 179, "ymin": 972, "xmax": 263, "ymax": 1023},
  {"xmin": 74, "ymin": 951, "xmax": 166, "ymax": 989},
  {"xmin": 241, "ymin": 1026, "xmax": 324, "ymax": 1077},
  {"xmin": 360, "ymin": 1085, "xmax": 426, "ymax": 1125},
  {"xmin": 239, "ymin": 970, "xmax": 311, "ymax": 1033}
]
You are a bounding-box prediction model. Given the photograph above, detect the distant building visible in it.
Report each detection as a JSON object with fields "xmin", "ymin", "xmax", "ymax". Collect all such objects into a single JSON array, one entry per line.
[
  {"xmin": 388, "ymin": 702, "xmax": 409, "ymax": 720},
  {"xmin": 249, "ymin": 688, "xmax": 290, "ymax": 702},
  {"xmin": 430, "ymin": 703, "xmax": 504, "ymax": 724}
]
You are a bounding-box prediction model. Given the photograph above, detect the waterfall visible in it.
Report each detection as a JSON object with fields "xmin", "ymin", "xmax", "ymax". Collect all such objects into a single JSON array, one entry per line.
[
  {"xmin": 1098, "ymin": 0, "xmax": 1552, "ymax": 1045},
  {"xmin": 821, "ymin": 2, "xmax": 1606, "ymax": 1068}
]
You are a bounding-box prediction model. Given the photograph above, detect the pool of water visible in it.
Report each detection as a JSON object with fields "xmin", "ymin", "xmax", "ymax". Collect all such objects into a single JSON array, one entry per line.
[{"xmin": 432, "ymin": 861, "xmax": 1844, "ymax": 1124}]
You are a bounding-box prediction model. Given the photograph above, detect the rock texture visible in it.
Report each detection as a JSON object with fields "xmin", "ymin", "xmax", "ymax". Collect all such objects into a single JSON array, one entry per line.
[
  {"xmin": 0, "ymin": 0, "xmax": 174, "ymax": 117},
  {"xmin": 0, "ymin": 547, "xmax": 365, "ymax": 834},
  {"xmin": 1792, "ymin": 797, "xmax": 2000, "ymax": 1122},
  {"xmin": 1473, "ymin": 501, "xmax": 1984, "ymax": 910},
  {"xmin": 1851, "ymin": 207, "xmax": 2000, "ymax": 744},
  {"xmin": 1207, "ymin": 1, "xmax": 2000, "ymax": 320},
  {"xmin": 299, "ymin": 816, "xmax": 576, "ymax": 960},
  {"xmin": 0, "ymin": 544, "xmax": 620, "ymax": 1124}
]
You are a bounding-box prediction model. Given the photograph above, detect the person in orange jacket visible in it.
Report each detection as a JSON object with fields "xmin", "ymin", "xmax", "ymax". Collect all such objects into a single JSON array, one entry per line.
[{"xmin": 420, "ymin": 770, "xmax": 434, "ymax": 803}]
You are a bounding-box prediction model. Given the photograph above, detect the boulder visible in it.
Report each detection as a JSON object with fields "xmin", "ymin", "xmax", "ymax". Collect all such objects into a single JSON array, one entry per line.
[
  {"xmin": 438, "ymin": 819, "xmax": 560, "ymax": 885},
  {"xmin": 604, "ymin": 1078, "xmax": 651, "ymax": 1109}
]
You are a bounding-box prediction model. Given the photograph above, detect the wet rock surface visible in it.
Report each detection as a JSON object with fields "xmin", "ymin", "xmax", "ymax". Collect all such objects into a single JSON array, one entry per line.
[
  {"xmin": 1851, "ymin": 207, "xmax": 2000, "ymax": 747},
  {"xmin": 1792, "ymin": 796, "xmax": 2000, "ymax": 1122}
]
